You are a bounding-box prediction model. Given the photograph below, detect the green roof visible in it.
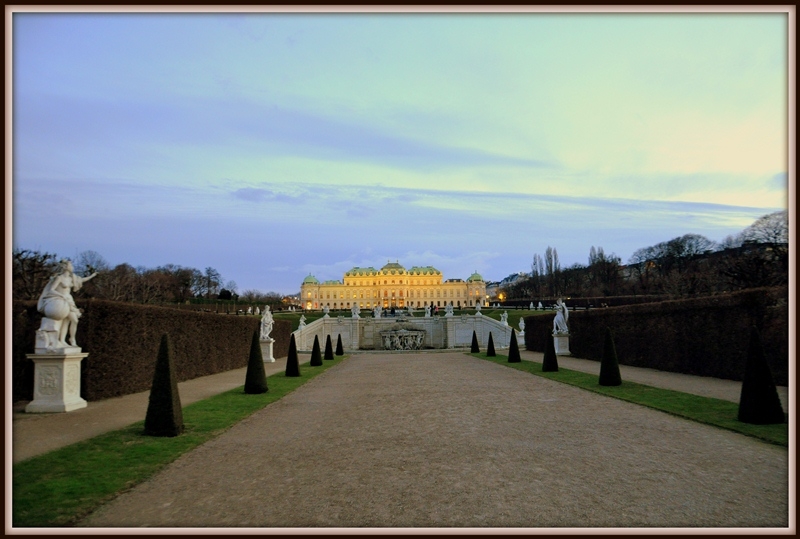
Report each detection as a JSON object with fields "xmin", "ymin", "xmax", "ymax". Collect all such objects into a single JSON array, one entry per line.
[
  {"xmin": 302, "ymin": 274, "xmax": 319, "ymax": 284},
  {"xmin": 467, "ymin": 271, "xmax": 484, "ymax": 282},
  {"xmin": 408, "ymin": 265, "xmax": 441, "ymax": 275}
]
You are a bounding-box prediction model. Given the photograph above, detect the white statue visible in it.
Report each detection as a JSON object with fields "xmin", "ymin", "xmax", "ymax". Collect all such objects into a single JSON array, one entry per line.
[
  {"xmin": 475, "ymin": 302, "xmax": 481, "ymax": 314},
  {"xmin": 299, "ymin": 315, "xmax": 307, "ymax": 328},
  {"xmin": 519, "ymin": 317, "xmax": 525, "ymax": 334},
  {"xmin": 247, "ymin": 306, "xmax": 252, "ymax": 315},
  {"xmin": 373, "ymin": 305, "xmax": 382, "ymax": 319},
  {"xmin": 500, "ymin": 311, "xmax": 508, "ymax": 325},
  {"xmin": 538, "ymin": 302, "xmax": 543, "ymax": 310},
  {"xmin": 407, "ymin": 305, "xmax": 414, "ymax": 317},
  {"xmin": 445, "ymin": 303, "xmax": 454, "ymax": 317},
  {"xmin": 424, "ymin": 305, "xmax": 431, "ymax": 318},
  {"xmin": 260, "ymin": 305, "xmax": 274, "ymax": 340},
  {"xmin": 255, "ymin": 306, "xmax": 260, "ymax": 315},
  {"xmin": 351, "ymin": 303, "xmax": 360, "ymax": 319},
  {"xmin": 323, "ymin": 306, "xmax": 330, "ymax": 318},
  {"xmin": 553, "ymin": 298, "xmax": 569, "ymax": 335},
  {"xmin": 36, "ymin": 259, "xmax": 97, "ymax": 350},
  {"xmin": 530, "ymin": 302, "xmax": 534, "ymax": 310}
]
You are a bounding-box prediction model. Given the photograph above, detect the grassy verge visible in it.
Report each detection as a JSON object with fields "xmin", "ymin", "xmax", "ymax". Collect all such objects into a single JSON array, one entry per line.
[
  {"xmin": 474, "ymin": 352, "xmax": 788, "ymax": 448},
  {"xmin": 12, "ymin": 356, "xmax": 347, "ymax": 528}
]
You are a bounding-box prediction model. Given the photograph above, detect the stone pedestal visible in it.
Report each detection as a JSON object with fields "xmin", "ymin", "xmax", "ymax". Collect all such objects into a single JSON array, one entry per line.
[
  {"xmin": 553, "ymin": 334, "xmax": 571, "ymax": 356},
  {"xmin": 25, "ymin": 352, "xmax": 89, "ymax": 413},
  {"xmin": 260, "ymin": 339, "xmax": 275, "ymax": 362}
]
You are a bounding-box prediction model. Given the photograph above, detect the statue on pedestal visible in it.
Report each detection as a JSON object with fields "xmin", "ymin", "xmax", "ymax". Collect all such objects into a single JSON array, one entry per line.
[
  {"xmin": 299, "ymin": 315, "xmax": 307, "ymax": 328},
  {"xmin": 260, "ymin": 305, "xmax": 274, "ymax": 340},
  {"xmin": 323, "ymin": 306, "xmax": 330, "ymax": 318},
  {"xmin": 351, "ymin": 303, "xmax": 361, "ymax": 319},
  {"xmin": 552, "ymin": 298, "xmax": 569, "ymax": 335},
  {"xmin": 501, "ymin": 311, "xmax": 508, "ymax": 326},
  {"xmin": 519, "ymin": 317, "xmax": 526, "ymax": 335},
  {"xmin": 445, "ymin": 303, "xmax": 454, "ymax": 317},
  {"xmin": 424, "ymin": 305, "xmax": 431, "ymax": 318},
  {"xmin": 36, "ymin": 259, "xmax": 97, "ymax": 352}
]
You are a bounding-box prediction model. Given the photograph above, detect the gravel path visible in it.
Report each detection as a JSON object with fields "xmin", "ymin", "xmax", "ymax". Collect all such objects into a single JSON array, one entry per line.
[{"xmin": 79, "ymin": 353, "xmax": 789, "ymax": 528}]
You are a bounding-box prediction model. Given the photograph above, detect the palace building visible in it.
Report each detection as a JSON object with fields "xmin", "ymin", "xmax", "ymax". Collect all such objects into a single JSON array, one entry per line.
[{"xmin": 300, "ymin": 261, "xmax": 487, "ymax": 311}]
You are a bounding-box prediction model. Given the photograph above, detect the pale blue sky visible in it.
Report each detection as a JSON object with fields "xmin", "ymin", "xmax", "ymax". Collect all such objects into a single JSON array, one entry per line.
[{"xmin": 11, "ymin": 10, "xmax": 790, "ymax": 294}]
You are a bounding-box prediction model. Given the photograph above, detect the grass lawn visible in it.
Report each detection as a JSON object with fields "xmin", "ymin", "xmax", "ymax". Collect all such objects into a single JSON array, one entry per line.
[
  {"xmin": 474, "ymin": 352, "xmax": 788, "ymax": 448},
  {"xmin": 12, "ymin": 355, "xmax": 347, "ymax": 528}
]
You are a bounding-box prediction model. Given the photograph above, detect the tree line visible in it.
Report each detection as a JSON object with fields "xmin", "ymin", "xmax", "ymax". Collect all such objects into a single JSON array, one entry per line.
[
  {"xmin": 504, "ymin": 210, "xmax": 788, "ymax": 300},
  {"xmin": 11, "ymin": 249, "xmax": 285, "ymax": 307}
]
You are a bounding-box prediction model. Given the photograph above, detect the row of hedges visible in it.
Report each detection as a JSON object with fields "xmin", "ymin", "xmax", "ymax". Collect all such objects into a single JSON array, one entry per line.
[
  {"xmin": 12, "ymin": 299, "xmax": 292, "ymax": 402},
  {"xmin": 501, "ymin": 295, "xmax": 668, "ymax": 309},
  {"xmin": 522, "ymin": 287, "xmax": 788, "ymax": 386}
]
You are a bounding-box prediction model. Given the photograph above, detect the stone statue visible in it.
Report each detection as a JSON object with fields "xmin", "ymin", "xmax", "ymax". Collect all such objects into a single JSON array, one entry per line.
[
  {"xmin": 373, "ymin": 305, "xmax": 382, "ymax": 319},
  {"xmin": 445, "ymin": 303, "xmax": 454, "ymax": 317},
  {"xmin": 553, "ymin": 298, "xmax": 569, "ymax": 335},
  {"xmin": 538, "ymin": 302, "xmax": 543, "ymax": 310},
  {"xmin": 255, "ymin": 306, "xmax": 260, "ymax": 315},
  {"xmin": 500, "ymin": 311, "xmax": 508, "ymax": 325},
  {"xmin": 475, "ymin": 302, "xmax": 481, "ymax": 313},
  {"xmin": 299, "ymin": 314, "xmax": 307, "ymax": 328},
  {"xmin": 424, "ymin": 305, "xmax": 431, "ymax": 318},
  {"xmin": 36, "ymin": 259, "xmax": 97, "ymax": 351},
  {"xmin": 407, "ymin": 305, "xmax": 414, "ymax": 317},
  {"xmin": 260, "ymin": 305, "xmax": 274, "ymax": 340},
  {"xmin": 530, "ymin": 302, "xmax": 534, "ymax": 310},
  {"xmin": 351, "ymin": 303, "xmax": 360, "ymax": 319},
  {"xmin": 519, "ymin": 317, "xmax": 525, "ymax": 334},
  {"xmin": 247, "ymin": 306, "xmax": 252, "ymax": 315},
  {"xmin": 323, "ymin": 306, "xmax": 330, "ymax": 318}
]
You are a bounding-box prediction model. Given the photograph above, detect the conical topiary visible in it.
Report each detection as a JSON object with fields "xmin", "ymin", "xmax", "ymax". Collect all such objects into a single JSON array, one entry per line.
[
  {"xmin": 324, "ymin": 334, "xmax": 334, "ymax": 360},
  {"xmin": 310, "ymin": 335, "xmax": 323, "ymax": 366},
  {"xmin": 244, "ymin": 330, "xmax": 268, "ymax": 394},
  {"xmin": 470, "ymin": 330, "xmax": 480, "ymax": 353},
  {"xmin": 542, "ymin": 332, "xmax": 559, "ymax": 372},
  {"xmin": 599, "ymin": 327, "xmax": 622, "ymax": 386},
  {"xmin": 285, "ymin": 334, "xmax": 301, "ymax": 377},
  {"xmin": 335, "ymin": 334, "xmax": 344, "ymax": 356},
  {"xmin": 487, "ymin": 332, "xmax": 496, "ymax": 357},
  {"xmin": 144, "ymin": 333, "xmax": 184, "ymax": 437},
  {"xmin": 507, "ymin": 329, "xmax": 521, "ymax": 363},
  {"xmin": 738, "ymin": 326, "xmax": 785, "ymax": 424}
]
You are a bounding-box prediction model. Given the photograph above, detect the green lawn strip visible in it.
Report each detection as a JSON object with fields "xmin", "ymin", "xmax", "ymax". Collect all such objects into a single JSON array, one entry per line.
[
  {"xmin": 473, "ymin": 353, "xmax": 787, "ymax": 448},
  {"xmin": 13, "ymin": 356, "xmax": 347, "ymax": 528}
]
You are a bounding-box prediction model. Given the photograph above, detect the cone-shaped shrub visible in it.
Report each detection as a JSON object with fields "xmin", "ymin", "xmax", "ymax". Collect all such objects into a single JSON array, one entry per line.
[
  {"xmin": 324, "ymin": 334, "xmax": 334, "ymax": 360},
  {"xmin": 599, "ymin": 327, "xmax": 622, "ymax": 386},
  {"xmin": 310, "ymin": 335, "xmax": 323, "ymax": 366},
  {"xmin": 285, "ymin": 334, "xmax": 301, "ymax": 377},
  {"xmin": 144, "ymin": 334, "xmax": 184, "ymax": 437},
  {"xmin": 244, "ymin": 330, "xmax": 268, "ymax": 394},
  {"xmin": 335, "ymin": 334, "xmax": 344, "ymax": 356},
  {"xmin": 738, "ymin": 326, "xmax": 785, "ymax": 424},
  {"xmin": 470, "ymin": 330, "xmax": 480, "ymax": 353},
  {"xmin": 542, "ymin": 333, "xmax": 559, "ymax": 372},
  {"xmin": 507, "ymin": 329, "xmax": 521, "ymax": 363},
  {"xmin": 487, "ymin": 332, "xmax": 496, "ymax": 357}
]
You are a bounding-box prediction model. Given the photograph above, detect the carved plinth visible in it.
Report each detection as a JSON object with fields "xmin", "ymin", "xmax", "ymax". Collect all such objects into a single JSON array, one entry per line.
[
  {"xmin": 553, "ymin": 334, "xmax": 571, "ymax": 356},
  {"xmin": 260, "ymin": 339, "xmax": 275, "ymax": 362},
  {"xmin": 25, "ymin": 353, "xmax": 89, "ymax": 413}
]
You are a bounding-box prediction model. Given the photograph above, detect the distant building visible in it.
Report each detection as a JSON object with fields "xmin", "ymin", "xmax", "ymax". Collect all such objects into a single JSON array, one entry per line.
[{"xmin": 300, "ymin": 260, "xmax": 487, "ymax": 310}]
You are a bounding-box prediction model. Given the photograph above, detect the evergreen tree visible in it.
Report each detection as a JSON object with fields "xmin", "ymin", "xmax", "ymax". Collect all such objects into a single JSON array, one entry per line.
[
  {"xmin": 285, "ymin": 334, "xmax": 301, "ymax": 377},
  {"xmin": 335, "ymin": 334, "xmax": 344, "ymax": 356},
  {"xmin": 599, "ymin": 327, "xmax": 622, "ymax": 386},
  {"xmin": 507, "ymin": 329, "xmax": 521, "ymax": 363},
  {"xmin": 487, "ymin": 332, "xmax": 496, "ymax": 357},
  {"xmin": 542, "ymin": 332, "xmax": 559, "ymax": 372},
  {"xmin": 470, "ymin": 330, "xmax": 480, "ymax": 353},
  {"xmin": 244, "ymin": 330, "xmax": 268, "ymax": 394},
  {"xmin": 738, "ymin": 326, "xmax": 785, "ymax": 424},
  {"xmin": 144, "ymin": 333, "xmax": 184, "ymax": 437},
  {"xmin": 310, "ymin": 335, "xmax": 323, "ymax": 366},
  {"xmin": 324, "ymin": 334, "xmax": 335, "ymax": 360}
]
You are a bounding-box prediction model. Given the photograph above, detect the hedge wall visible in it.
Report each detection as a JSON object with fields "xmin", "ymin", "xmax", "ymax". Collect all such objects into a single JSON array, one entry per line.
[
  {"xmin": 12, "ymin": 299, "xmax": 292, "ymax": 402},
  {"xmin": 522, "ymin": 287, "xmax": 788, "ymax": 386}
]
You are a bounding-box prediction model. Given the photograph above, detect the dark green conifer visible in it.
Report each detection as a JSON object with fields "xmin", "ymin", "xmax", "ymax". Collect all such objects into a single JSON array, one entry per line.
[
  {"xmin": 310, "ymin": 335, "xmax": 323, "ymax": 366},
  {"xmin": 335, "ymin": 334, "xmax": 344, "ymax": 356},
  {"xmin": 470, "ymin": 330, "xmax": 480, "ymax": 353},
  {"xmin": 599, "ymin": 327, "xmax": 622, "ymax": 386},
  {"xmin": 542, "ymin": 333, "xmax": 559, "ymax": 372},
  {"xmin": 738, "ymin": 326, "xmax": 785, "ymax": 424},
  {"xmin": 285, "ymin": 334, "xmax": 301, "ymax": 377},
  {"xmin": 144, "ymin": 333, "xmax": 184, "ymax": 437},
  {"xmin": 244, "ymin": 330, "xmax": 268, "ymax": 394},
  {"xmin": 507, "ymin": 329, "xmax": 521, "ymax": 363},
  {"xmin": 487, "ymin": 332, "xmax": 496, "ymax": 357},
  {"xmin": 324, "ymin": 334, "xmax": 335, "ymax": 360}
]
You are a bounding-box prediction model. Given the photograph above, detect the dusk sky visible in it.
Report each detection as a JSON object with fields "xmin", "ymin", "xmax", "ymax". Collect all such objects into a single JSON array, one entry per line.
[{"xmin": 10, "ymin": 9, "xmax": 790, "ymax": 295}]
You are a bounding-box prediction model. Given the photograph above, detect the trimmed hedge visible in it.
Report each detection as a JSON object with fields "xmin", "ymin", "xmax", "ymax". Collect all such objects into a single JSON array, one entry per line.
[
  {"xmin": 12, "ymin": 299, "xmax": 292, "ymax": 402},
  {"xmin": 522, "ymin": 287, "xmax": 788, "ymax": 385}
]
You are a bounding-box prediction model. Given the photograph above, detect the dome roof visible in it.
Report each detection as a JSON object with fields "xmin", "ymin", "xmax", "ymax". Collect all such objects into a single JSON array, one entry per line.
[
  {"xmin": 302, "ymin": 274, "xmax": 319, "ymax": 284},
  {"xmin": 408, "ymin": 265, "xmax": 441, "ymax": 275},
  {"xmin": 380, "ymin": 260, "xmax": 406, "ymax": 275},
  {"xmin": 467, "ymin": 271, "xmax": 484, "ymax": 282}
]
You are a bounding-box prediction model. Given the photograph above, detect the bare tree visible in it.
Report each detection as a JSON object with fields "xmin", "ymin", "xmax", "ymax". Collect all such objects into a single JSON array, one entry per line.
[{"xmin": 12, "ymin": 249, "xmax": 59, "ymax": 300}]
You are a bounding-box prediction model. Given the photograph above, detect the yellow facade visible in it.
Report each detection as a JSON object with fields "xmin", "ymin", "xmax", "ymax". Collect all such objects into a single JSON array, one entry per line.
[{"xmin": 301, "ymin": 261, "xmax": 486, "ymax": 311}]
